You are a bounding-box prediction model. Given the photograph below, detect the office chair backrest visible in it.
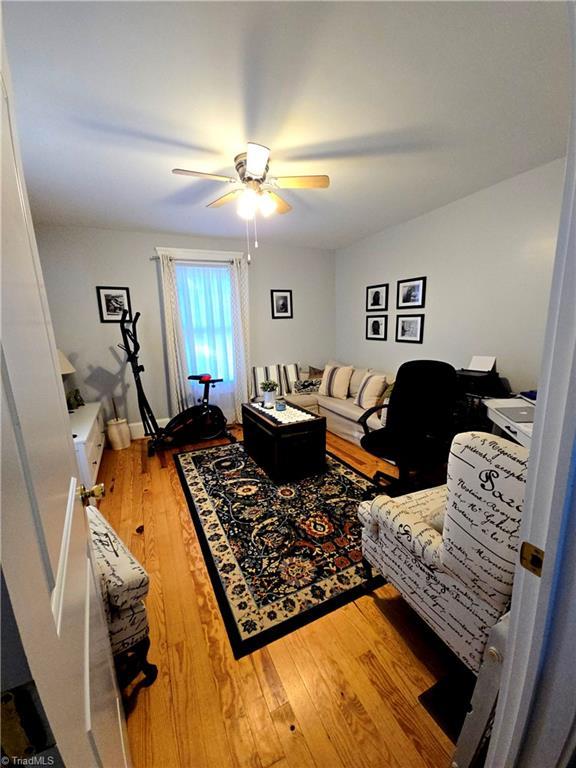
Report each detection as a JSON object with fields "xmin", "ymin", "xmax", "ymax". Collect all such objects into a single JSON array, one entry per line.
[{"xmin": 386, "ymin": 360, "xmax": 458, "ymax": 436}]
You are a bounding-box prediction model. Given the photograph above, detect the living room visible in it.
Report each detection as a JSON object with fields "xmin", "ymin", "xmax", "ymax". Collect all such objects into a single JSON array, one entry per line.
[{"xmin": 2, "ymin": 2, "xmax": 575, "ymax": 768}]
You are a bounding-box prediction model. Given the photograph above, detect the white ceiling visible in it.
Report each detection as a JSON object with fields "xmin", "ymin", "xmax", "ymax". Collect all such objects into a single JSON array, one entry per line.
[{"xmin": 3, "ymin": 1, "xmax": 571, "ymax": 250}]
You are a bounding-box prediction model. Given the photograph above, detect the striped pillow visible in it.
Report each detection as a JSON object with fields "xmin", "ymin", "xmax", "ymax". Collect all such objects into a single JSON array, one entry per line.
[
  {"xmin": 251, "ymin": 365, "xmax": 284, "ymax": 398},
  {"xmin": 318, "ymin": 365, "xmax": 353, "ymax": 400},
  {"xmin": 282, "ymin": 363, "xmax": 301, "ymax": 394},
  {"xmin": 353, "ymin": 372, "xmax": 387, "ymax": 409},
  {"xmin": 380, "ymin": 382, "xmax": 394, "ymax": 426},
  {"xmin": 349, "ymin": 368, "xmax": 369, "ymax": 398}
]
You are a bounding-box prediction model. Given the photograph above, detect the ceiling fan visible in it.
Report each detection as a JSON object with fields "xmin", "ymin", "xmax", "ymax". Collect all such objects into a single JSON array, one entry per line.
[{"xmin": 172, "ymin": 142, "xmax": 330, "ymax": 219}]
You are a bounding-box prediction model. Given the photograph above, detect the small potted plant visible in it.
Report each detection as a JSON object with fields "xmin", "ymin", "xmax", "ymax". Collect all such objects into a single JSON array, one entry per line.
[{"xmin": 260, "ymin": 380, "xmax": 279, "ymax": 408}]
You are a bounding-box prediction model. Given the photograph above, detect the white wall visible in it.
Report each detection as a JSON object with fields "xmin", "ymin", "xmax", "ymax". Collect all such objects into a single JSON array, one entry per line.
[
  {"xmin": 335, "ymin": 159, "xmax": 565, "ymax": 392},
  {"xmin": 36, "ymin": 224, "xmax": 335, "ymax": 423}
]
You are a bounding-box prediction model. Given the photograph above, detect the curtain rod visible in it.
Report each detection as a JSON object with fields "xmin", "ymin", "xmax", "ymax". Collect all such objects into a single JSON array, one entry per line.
[{"xmin": 150, "ymin": 256, "xmax": 235, "ymax": 264}]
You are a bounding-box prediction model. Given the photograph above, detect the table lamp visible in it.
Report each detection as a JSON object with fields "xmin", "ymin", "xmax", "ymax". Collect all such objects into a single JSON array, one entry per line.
[{"xmin": 57, "ymin": 349, "xmax": 75, "ymax": 375}]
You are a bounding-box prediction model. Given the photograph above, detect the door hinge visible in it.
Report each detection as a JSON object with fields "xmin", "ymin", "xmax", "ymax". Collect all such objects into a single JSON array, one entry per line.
[{"xmin": 520, "ymin": 541, "xmax": 544, "ymax": 577}]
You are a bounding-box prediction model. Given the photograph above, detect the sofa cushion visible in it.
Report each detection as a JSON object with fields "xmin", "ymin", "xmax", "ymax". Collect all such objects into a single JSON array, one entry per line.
[
  {"xmin": 316, "ymin": 395, "xmax": 364, "ymax": 422},
  {"xmin": 283, "ymin": 393, "xmax": 319, "ymax": 413},
  {"xmin": 380, "ymin": 383, "xmax": 395, "ymax": 427},
  {"xmin": 251, "ymin": 364, "xmax": 285, "ymax": 397},
  {"xmin": 349, "ymin": 367, "xmax": 369, "ymax": 397},
  {"xmin": 319, "ymin": 365, "xmax": 353, "ymax": 400},
  {"xmin": 282, "ymin": 363, "xmax": 301, "ymax": 394},
  {"xmin": 353, "ymin": 372, "xmax": 387, "ymax": 409},
  {"xmin": 366, "ymin": 411, "xmax": 382, "ymax": 432}
]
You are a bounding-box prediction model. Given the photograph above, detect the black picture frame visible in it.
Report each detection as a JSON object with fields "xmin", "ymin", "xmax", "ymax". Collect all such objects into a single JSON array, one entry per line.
[
  {"xmin": 396, "ymin": 276, "xmax": 427, "ymax": 309},
  {"xmin": 270, "ymin": 289, "xmax": 293, "ymax": 319},
  {"xmin": 366, "ymin": 283, "xmax": 388, "ymax": 312},
  {"xmin": 395, "ymin": 314, "xmax": 425, "ymax": 343},
  {"xmin": 96, "ymin": 286, "xmax": 132, "ymax": 323},
  {"xmin": 365, "ymin": 315, "xmax": 388, "ymax": 341}
]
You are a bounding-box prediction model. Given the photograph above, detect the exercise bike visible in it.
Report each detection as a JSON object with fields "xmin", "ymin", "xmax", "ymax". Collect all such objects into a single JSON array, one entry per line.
[
  {"xmin": 119, "ymin": 310, "xmax": 236, "ymax": 455},
  {"xmin": 186, "ymin": 373, "xmax": 237, "ymax": 442}
]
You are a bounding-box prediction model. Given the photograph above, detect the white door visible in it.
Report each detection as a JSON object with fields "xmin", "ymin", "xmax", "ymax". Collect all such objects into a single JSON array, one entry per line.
[{"xmin": 1, "ymin": 49, "xmax": 130, "ymax": 768}]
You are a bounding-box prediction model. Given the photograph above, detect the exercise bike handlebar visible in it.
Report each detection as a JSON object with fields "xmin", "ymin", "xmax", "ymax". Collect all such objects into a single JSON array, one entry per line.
[{"xmin": 188, "ymin": 374, "xmax": 223, "ymax": 383}]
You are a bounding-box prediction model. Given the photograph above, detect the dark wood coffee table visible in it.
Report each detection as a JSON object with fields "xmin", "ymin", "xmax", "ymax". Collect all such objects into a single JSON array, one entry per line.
[{"xmin": 241, "ymin": 402, "xmax": 326, "ymax": 483}]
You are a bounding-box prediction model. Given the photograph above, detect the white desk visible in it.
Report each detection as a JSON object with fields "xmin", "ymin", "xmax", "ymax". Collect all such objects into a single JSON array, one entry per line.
[{"xmin": 484, "ymin": 398, "xmax": 534, "ymax": 449}]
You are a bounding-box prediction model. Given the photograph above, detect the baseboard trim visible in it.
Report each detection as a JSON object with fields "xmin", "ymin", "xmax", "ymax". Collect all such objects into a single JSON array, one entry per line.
[{"xmin": 128, "ymin": 418, "xmax": 170, "ymax": 440}]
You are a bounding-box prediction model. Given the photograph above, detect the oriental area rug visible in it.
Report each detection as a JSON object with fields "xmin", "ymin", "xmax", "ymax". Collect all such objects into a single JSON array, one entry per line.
[{"xmin": 175, "ymin": 442, "xmax": 381, "ymax": 657}]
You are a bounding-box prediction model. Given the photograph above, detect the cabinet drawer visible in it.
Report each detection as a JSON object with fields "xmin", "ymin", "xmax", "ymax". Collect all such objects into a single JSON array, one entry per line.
[
  {"xmin": 486, "ymin": 408, "xmax": 531, "ymax": 448},
  {"xmin": 86, "ymin": 439, "xmax": 104, "ymax": 480},
  {"xmin": 86, "ymin": 415, "xmax": 105, "ymax": 448}
]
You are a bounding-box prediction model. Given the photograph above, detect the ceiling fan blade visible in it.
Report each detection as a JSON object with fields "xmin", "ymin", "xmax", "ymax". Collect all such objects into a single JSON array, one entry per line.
[
  {"xmin": 274, "ymin": 175, "xmax": 330, "ymax": 189},
  {"xmin": 246, "ymin": 142, "xmax": 270, "ymax": 178},
  {"xmin": 268, "ymin": 192, "xmax": 292, "ymax": 214},
  {"xmin": 206, "ymin": 190, "xmax": 242, "ymax": 208},
  {"xmin": 172, "ymin": 168, "xmax": 236, "ymax": 183}
]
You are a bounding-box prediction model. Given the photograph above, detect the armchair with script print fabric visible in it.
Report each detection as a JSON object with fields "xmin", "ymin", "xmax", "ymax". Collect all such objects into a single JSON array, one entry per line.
[
  {"xmin": 359, "ymin": 432, "xmax": 528, "ymax": 672},
  {"xmin": 87, "ymin": 505, "xmax": 158, "ymax": 690}
]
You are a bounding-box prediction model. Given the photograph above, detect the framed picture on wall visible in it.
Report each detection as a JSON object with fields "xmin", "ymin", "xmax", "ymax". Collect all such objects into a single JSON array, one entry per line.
[
  {"xmin": 366, "ymin": 315, "xmax": 388, "ymax": 341},
  {"xmin": 96, "ymin": 286, "xmax": 132, "ymax": 323},
  {"xmin": 366, "ymin": 283, "xmax": 388, "ymax": 312},
  {"xmin": 270, "ymin": 289, "xmax": 293, "ymax": 319},
  {"xmin": 396, "ymin": 276, "xmax": 426, "ymax": 309},
  {"xmin": 396, "ymin": 314, "xmax": 424, "ymax": 343}
]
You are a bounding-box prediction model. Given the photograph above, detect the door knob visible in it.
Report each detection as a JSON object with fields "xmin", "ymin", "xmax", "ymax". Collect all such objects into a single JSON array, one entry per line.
[{"xmin": 77, "ymin": 482, "xmax": 105, "ymax": 506}]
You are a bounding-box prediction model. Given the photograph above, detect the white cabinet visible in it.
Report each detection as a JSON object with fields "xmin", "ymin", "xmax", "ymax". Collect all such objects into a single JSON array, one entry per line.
[
  {"xmin": 484, "ymin": 398, "xmax": 533, "ymax": 449},
  {"xmin": 69, "ymin": 402, "xmax": 106, "ymax": 485}
]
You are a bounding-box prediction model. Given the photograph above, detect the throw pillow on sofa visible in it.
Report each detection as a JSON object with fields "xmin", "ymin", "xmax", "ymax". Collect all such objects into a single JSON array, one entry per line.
[
  {"xmin": 251, "ymin": 364, "xmax": 285, "ymax": 398},
  {"xmin": 282, "ymin": 363, "xmax": 301, "ymax": 393},
  {"xmin": 319, "ymin": 365, "xmax": 354, "ymax": 400},
  {"xmin": 349, "ymin": 367, "xmax": 369, "ymax": 398},
  {"xmin": 293, "ymin": 378, "xmax": 322, "ymax": 394},
  {"xmin": 353, "ymin": 372, "xmax": 387, "ymax": 409},
  {"xmin": 380, "ymin": 382, "xmax": 395, "ymax": 426}
]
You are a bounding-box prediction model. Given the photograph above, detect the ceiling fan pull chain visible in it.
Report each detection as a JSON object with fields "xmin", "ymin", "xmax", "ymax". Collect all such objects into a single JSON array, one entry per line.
[
  {"xmin": 253, "ymin": 216, "xmax": 259, "ymax": 249},
  {"xmin": 245, "ymin": 219, "xmax": 252, "ymax": 263}
]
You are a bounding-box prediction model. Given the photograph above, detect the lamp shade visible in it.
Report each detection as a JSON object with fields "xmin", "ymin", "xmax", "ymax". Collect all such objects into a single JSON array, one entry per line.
[{"xmin": 57, "ymin": 349, "xmax": 75, "ymax": 375}]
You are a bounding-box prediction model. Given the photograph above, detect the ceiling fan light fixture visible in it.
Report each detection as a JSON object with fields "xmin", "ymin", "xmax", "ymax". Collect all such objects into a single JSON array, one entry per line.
[
  {"xmin": 237, "ymin": 188, "xmax": 258, "ymax": 220},
  {"xmin": 259, "ymin": 192, "xmax": 277, "ymax": 217},
  {"xmin": 246, "ymin": 142, "xmax": 270, "ymax": 179}
]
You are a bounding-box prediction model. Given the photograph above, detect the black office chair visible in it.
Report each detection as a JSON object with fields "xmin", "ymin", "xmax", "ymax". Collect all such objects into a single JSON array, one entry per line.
[{"xmin": 358, "ymin": 360, "xmax": 459, "ymax": 494}]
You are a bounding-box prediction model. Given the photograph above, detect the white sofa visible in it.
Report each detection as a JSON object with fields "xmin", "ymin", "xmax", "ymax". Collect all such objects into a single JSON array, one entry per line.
[{"xmin": 250, "ymin": 363, "xmax": 391, "ymax": 445}]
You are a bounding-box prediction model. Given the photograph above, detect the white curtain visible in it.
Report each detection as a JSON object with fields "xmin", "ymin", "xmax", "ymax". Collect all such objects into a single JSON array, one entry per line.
[
  {"xmin": 158, "ymin": 251, "xmax": 249, "ymax": 423},
  {"xmin": 158, "ymin": 252, "xmax": 190, "ymax": 415},
  {"xmin": 230, "ymin": 254, "xmax": 250, "ymax": 422}
]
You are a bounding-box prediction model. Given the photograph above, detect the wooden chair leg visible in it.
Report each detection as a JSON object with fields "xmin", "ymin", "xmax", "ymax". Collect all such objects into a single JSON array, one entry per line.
[
  {"xmin": 135, "ymin": 636, "xmax": 158, "ymax": 687},
  {"xmin": 114, "ymin": 636, "xmax": 157, "ymax": 689}
]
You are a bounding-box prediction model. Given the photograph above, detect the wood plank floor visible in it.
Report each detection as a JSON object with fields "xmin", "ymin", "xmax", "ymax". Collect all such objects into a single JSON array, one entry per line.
[{"xmin": 98, "ymin": 430, "xmax": 458, "ymax": 768}]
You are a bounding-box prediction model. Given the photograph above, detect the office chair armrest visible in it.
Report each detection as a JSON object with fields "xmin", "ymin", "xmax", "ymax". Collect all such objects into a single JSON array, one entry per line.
[{"xmin": 357, "ymin": 403, "xmax": 388, "ymax": 435}]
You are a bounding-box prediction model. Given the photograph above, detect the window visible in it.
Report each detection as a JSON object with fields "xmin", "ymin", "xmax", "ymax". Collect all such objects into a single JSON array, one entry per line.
[
  {"xmin": 157, "ymin": 247, "xmax": 249, "ymax": 423},
  {"xmin": 174, "ymin": 262, "xmax": 235, "ymax": 383}
]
